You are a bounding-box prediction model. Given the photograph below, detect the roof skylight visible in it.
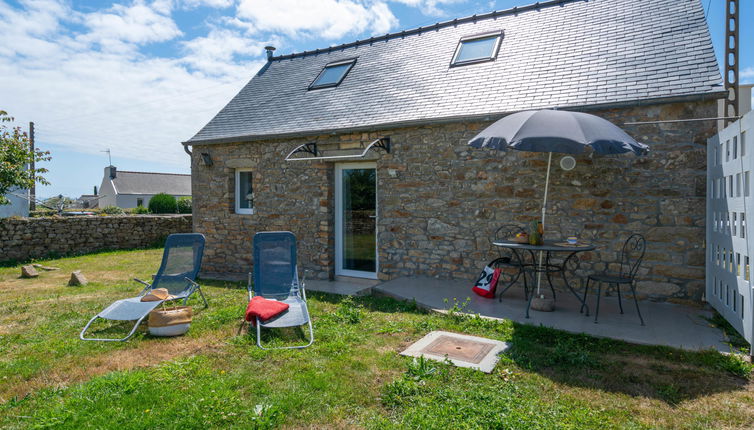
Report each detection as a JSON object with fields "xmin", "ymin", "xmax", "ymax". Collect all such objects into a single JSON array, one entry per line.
[
  {"xmin": 309, "ymin": 59, "xmax": 356, "ymax": 90},
  {"xmin": 451, "ymin": 31, "xmax": 503, "ymax": 66}
]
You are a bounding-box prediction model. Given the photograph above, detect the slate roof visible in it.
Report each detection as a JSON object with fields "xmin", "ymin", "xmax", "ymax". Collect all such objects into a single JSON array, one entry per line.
[
  {"xmin": 112, "ymin": 171, "xmax": 191, "ymax": 196},
  {"xmin": 186, "ymin": 0, "xmax": 723, "ymax": 145}
]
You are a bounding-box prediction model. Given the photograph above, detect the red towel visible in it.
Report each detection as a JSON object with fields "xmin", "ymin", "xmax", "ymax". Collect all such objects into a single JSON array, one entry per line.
[{"xmin": 245, "ymin": 296, "xmax": 289, "ymax": 325}]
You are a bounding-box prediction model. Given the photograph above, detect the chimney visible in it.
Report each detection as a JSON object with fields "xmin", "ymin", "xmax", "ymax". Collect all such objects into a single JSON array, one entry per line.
[
  {"xmin": 264, "ymin": 46, "xmax": 276, "ymax": 60},
  {"xmin": 106, "ymin": 166, "xmax": 117, "ymax": 179},
  {"xmin": 94, "ymin": 185, "xmax": 98, "ymax": 195}
]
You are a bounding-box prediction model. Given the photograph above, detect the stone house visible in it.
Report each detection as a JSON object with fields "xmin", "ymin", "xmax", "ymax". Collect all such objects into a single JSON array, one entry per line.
[
  {"xmin": 97, "ymin": 166, "xmax": 191, "ymax": 209},
  {"xmin": 185, "ymin": 0, "xmax": 723, "ymax": 301}
]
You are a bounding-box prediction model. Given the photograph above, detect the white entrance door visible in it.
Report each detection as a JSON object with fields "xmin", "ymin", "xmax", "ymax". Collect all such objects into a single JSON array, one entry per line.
[{"xmin": 335, "ymin": 162, "xmax": 378, "ymax": 279}]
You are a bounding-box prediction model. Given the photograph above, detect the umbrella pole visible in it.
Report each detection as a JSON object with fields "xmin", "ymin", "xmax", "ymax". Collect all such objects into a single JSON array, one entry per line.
[{"xmin": 536, "ymin": 152, "xmax": 553, "ymax": 296}]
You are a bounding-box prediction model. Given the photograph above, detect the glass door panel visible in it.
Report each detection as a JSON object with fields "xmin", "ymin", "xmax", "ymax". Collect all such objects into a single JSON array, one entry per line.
[{"xmin": 336, "ymin": 164, "xmax": 377, "ymax": 277}]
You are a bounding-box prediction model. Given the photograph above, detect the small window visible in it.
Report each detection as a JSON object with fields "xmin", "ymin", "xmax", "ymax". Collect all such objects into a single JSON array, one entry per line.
[
  {"xmin": 741, "ymin": 213, "xmax": 746, "ymax": 238},
  {"xmin": 235, "ymin": 169, "xmax": 254, "ymax": 214},
  {"xmin": 741, "ymin": 131, "xmax": 746, "ymax": 156},
  {"xmin": 309, "ymin": 59, "xmax": 356, "ymax": 90},
  {"xmin": 746, "ymin": 171, "xmax": 750, "ymax": 196},
  {"xmin": 728, "ymin": 175, "xmax": 733, "ymax": 197},
  {"xmin": 451, "ymin": 31, "xmax": 503, "ymax": 66},
  {"xmin": 136, "ymin": 198, "xmax": 143, "ymax": 207}
]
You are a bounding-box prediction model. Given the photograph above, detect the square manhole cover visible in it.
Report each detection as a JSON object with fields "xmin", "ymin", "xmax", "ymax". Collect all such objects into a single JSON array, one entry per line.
[
  {"xmin": 422, "ymin": 335, "xmax": 494, "ymax": 364},
  {"xmin": 400, "ymin": 330, "xmax": 509, "ymax": 373}
]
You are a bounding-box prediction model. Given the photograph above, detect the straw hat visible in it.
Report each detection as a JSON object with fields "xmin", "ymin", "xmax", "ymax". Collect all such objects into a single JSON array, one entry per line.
[{"xmin": 140, "ymin": 288, "xmax": 175, "ymax": 302}]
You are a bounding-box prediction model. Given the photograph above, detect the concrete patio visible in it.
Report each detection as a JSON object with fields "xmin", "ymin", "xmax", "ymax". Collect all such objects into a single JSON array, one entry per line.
[
  {"xmin": 371, "ymin": 276, "xmax": 732, "ymax": 353},
  {"xmin": 307, "ymin": 276, "xmax": 379, "ymax": 296},
  {"xmin": 205, "ymin": 272, "xmax": 733, "ymax": 354}
]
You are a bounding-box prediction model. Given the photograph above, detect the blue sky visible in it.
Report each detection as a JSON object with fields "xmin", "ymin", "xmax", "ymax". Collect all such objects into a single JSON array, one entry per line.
[{"xmin": 1, "ymin": 0, "xmax": 752, "ymax": 199}]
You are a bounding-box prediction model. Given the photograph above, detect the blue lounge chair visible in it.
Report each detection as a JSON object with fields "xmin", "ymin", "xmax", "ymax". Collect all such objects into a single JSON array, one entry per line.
[
  {"xmin": 80, "ymin": 233, "xmax": 207, "ymax": 341},
  {"xmin": 248, "ymin": 231, "xmax": 313, "ymax": 349}
]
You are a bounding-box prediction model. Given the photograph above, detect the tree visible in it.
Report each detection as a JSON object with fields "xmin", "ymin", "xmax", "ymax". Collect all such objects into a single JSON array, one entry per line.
[
  {"xmin": 0, "ymin": 111, "xmax": 51, "ymax": 205},
  {"xmin": 345, "ymin": 169, "xmax": 376, "ymax": 210}
]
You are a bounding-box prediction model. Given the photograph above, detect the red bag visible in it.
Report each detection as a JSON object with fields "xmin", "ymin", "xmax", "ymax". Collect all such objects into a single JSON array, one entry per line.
[
  {"xmin": 245, "ymin": 296, "xmax": 289, "ymax": 325},
  {"xmin": 472, "ymin": 265, "xmax": 502, "ymax": 298}
]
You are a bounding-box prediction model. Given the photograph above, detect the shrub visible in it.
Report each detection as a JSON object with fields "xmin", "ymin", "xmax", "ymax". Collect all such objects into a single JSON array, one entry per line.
[
  {"xmin": 177, "ymin": 196, "xmax": 192, "ymax": 214},
  {"xmin": 129, "ymin": 206, "xmax": 150, "ymax": 215},
  {"xmin": 148, "ymin": 193, "xmax": 177, "ymax": 214},
  {"xmin": 100, "ymin": 205, "xmax": 124, "ymax": 215}
]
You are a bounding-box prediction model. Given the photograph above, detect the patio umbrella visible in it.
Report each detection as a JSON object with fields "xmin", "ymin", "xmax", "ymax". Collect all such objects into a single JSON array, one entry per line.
[{"xmin": 468, "ymin": 109, "xmax": 648, "ymax": 296}]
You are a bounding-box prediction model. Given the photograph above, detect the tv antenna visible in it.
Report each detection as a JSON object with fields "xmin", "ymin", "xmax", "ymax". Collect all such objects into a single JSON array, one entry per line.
[{"xmin": 101, "ymin": 148, "xmax": 112, "ymax": 165}]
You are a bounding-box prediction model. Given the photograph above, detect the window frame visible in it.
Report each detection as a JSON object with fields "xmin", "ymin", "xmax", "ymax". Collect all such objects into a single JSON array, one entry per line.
[
  {"xmin": 450, "ymin": 30, "xmax": 504, "ymax": 67},
  {"xmin": 308, "ymin": 58, "xmax": 357, "ymax": 90},
  {"xmin": 234, "ymin": 168, "xmax": 255, "ymax": 215}
]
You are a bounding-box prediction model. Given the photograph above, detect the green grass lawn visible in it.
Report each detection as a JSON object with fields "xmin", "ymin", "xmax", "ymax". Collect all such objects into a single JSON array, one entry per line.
[{"xmin": 0, "ymin": 249, "xmax": 752, "ymax": 429}]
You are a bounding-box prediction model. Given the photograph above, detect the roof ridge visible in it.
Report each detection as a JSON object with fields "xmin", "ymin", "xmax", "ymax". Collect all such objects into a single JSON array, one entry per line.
[{"xmin": 269, "ymin": 0, "xmax": 579, "ymax": 61}]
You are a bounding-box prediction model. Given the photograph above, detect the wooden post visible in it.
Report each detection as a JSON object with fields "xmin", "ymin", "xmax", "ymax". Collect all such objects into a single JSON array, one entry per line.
[{"xmin": 29, "ymin": 121, "xmax": 35, "ymax": 211}]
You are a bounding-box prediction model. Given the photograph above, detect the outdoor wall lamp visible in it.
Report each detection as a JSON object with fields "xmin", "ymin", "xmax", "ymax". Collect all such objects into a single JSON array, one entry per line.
[
  {"xmin": 200, "ymin": 152, "xmax": 213, "ymax": 166},
  {"xmin": 560, "ymin": 156, "xmax": 576, "ymax": 171}
]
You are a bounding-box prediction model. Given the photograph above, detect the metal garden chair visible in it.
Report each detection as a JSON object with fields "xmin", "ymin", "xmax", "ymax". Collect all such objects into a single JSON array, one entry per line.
[
  {"xmin": 489, "ymin": 224, "xmax": 530, "ymax": 301},
  {"xmin": 248, "ymin": 231, "xmax": 313, "ymax": 350},
  {"xmin": 582, "ymin": 234, "xmax": 646, "ymax": 325},
  {"xmin": 80, "ymin": 233, "xmax": 207, "ymax": 341}
]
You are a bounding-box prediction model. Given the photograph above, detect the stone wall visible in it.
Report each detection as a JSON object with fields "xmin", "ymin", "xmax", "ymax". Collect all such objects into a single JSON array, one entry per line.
[
  {"xmin": 0, "ymin": 215, "xmax": 192, "ymax": 263},
  {"xmin": 191, "ymin": 98, "xmax": 717, "ymax": 301}
]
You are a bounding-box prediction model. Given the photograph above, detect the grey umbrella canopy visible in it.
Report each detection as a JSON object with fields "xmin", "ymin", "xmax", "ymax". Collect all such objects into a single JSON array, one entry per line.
[
  {"xmin": 468, "ymin": 109, "xmax": 647, "ymax": 297},
  {"xmin": 468, "ymin": 109, "xmax": 649, "ymax": 155}
]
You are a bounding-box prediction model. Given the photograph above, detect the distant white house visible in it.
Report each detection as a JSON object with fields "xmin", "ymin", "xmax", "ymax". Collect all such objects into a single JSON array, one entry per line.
[
  {"xmin": 97, "ymin": 166, "xmax": 191, "ymax": 209},
  {"xmin": 0, "ymin": 187, "xmax": 29, "ymax": 218}
]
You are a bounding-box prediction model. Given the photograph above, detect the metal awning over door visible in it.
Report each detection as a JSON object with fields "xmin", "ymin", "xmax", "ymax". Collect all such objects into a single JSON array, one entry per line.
[{"xmin": 285, "ymin": 137, "xmax": 390, "ymax": 161}]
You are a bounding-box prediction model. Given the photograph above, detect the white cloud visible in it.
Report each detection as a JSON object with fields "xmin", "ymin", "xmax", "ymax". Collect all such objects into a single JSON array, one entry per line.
[
  {"xmin": 0, "ymin": 53, "xmax": 252, "ymax": 165},
  {"xmin": 0, "ymin": 0, "xmax": 74, "ymax": 59},
  {"xmin": 236, "ymin": 0, "xmax": 398, "ymax": 39},
  {"xmin": 742, "ymin": 66, "xmax": 754, "ymax": 81},
  {"xmin": 80, "ymin": 1, "xmax": 182, "ymax": 49},
  {"xmin": 181, "ymin": 28, "xmax": 268, "ymax": 75},
  {"xmin": 221, "ymin": 15, "xmax": 258, "ymax": 34},
  {"xmin": 0, "ymin": 0, "xmax": 261, "ymax": 168},
  {"xmin": 182, "ymin": 0, "xmax": 235, "ymax": 8},
  {"xmin": 149, "ymin": 0, "xmax": 237, "ymax": 14},
  {"xmin": 390, "ymin": 0, "xmax": 462, "ymax": 16},
  {"xmin": 0, "ymin": 0, "xmax": 465, "ymax": 174}
]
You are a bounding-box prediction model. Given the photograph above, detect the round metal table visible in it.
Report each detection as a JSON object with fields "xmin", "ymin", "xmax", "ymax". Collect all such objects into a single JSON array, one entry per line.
[{"xmin": 492, "ymin": 240, "xmax": 596, "ymax": 318}]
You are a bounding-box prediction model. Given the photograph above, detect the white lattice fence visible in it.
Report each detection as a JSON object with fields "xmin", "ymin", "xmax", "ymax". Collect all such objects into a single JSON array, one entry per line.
[{"xmin": 706, "ymin": 111, "xmax": 754, "ymax": 355}]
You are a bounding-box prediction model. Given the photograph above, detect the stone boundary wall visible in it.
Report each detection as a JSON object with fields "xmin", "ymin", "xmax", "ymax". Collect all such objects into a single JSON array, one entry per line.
[{"xmin": 0, "ymin": 215, "xmax": 192, "ymax": 263}]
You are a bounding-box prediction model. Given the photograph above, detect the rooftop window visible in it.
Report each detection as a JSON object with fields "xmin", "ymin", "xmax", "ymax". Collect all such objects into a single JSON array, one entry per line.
[
  {"xmin": 309, "ymin": 59, "xmax": 356, "ymax": 90},
  {"xmin": 451, "ymin": 31, "xmax": 503, "ymax": 66}
]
